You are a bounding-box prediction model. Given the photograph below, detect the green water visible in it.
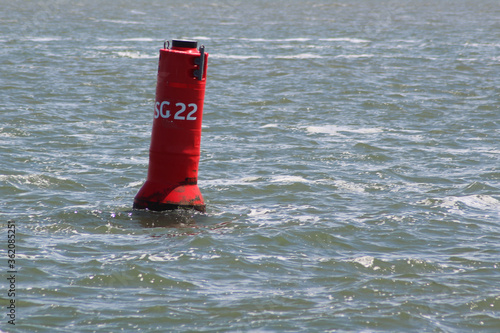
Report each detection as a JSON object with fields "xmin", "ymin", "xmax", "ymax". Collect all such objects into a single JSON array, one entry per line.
[{"xmin": 1, "ymin": 0, "xmax": 499, "ymax": 332}]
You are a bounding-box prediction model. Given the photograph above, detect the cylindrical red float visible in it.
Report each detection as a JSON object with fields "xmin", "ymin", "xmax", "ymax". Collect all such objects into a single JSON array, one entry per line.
[{"xmin": 134, "ymin": 39, "xmax": 208, "ymax": 212}]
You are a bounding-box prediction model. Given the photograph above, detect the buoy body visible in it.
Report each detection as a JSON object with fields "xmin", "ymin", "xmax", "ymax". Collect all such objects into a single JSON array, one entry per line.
[{"xmin": 134, "ymin": 40, "xmax": 208, "ymax": 212}]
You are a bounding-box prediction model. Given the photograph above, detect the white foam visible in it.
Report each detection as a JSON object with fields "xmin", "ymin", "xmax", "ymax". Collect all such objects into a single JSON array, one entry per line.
[
  {"xmin": 306, "ymin": 125, "xmax": 342, "ymax": 135},
  {"xmin": 26, "ymin": 37, "xmax": 62, "ymax": 42},
  {"xmin": 126, "ymin": 181, "xmax": 143, "ymax": 188},
  {"xmin": 130, "ymin": 10, "xmax": 146, "ymax": 15},
  {"xmin": 306, "ymin": 125, "xmax": 383, "ymax": 135},
  {"xmin": 148, "ymin": 254, "xmax": 181, "ymax": 262},
  {"xmin": 320, "ymin": 37, "xmax": 370, "ymax": 43},
  {"xmin": 248, "ymin": 208, "xmax": 273, "ymax": 217},
  {"xmin": 0, "ymin": 174, "xmax": 53, "ymax": 187},
  {"xmin": 334, "ymin": 180, "xmax": 365, "ymax": 193},
  {"xmin": 275, "ymin": 53, "xmax": 323, "ymax": 59},
  {"xmin": 115, "ymin": 51, "xmax": 155, "ymax": 59},
  {"xmin": 269, "ymin": 175, "xmax": 311, "ymax": 184},
  {"xmin": 122, "ymin": 38, "xmax": 156, "ymax": 42},
  {"xmin": 199, "ymin": 177, "xmax": 262, "ymax": 187},
  {"xmin": 240, "ymin": 176, "xmax": 260, "ymax": 182},
  {"xmin": 211, "ymin": 54, "xmax": 263, "ymax": 60},
  {"xmin": 335, "ymin": 54, "xmax": 375, "ymax": 59},
  {"xmin": 100, "ymin": 19, "xmax": 144, "ymax": 25},
  {"xmin": 247, "ymin": 254, "xmax": 290, "ymax": 261},
  {"xmin": 16, "ymin": 254, "xmax": 47, "ymax": 259},
  {"xmin": 240, "ymin": 37, "xmax": 311, "ymax": 42},
  {"xmin": 353, "ymin": 256, "xmax": 375, "ymax": 268},
  {"xmin": 93, "ymin": 45, "xmax": 128, "ymax": 50},
  {"xmin": 441, "ymin": 195, "xmax": 500, "ymax": 213},
  {"xmin": 296, "ymin": 215, "xmax": 320, "ymax": 223},
  {"xmin": 190, "ymin": 36, "xmax": 212, "ymax": 41}
]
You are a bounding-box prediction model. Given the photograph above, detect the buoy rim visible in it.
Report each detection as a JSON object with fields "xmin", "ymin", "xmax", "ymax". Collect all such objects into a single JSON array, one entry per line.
[{"xmin": 171, "ymin": 39, "xmax": 198, "ymax": 49}]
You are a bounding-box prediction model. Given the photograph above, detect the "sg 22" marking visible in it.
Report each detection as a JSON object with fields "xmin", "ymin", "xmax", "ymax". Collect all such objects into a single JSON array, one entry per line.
[{"xmin": 154, "ymin": 101, "xmax": 197, "ymax": 120}]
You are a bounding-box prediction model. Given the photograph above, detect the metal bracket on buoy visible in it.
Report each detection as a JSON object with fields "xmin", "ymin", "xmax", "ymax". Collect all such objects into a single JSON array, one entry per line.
[
  {"xmin": 194, "ymin": 45, "xmax": 205, "ymax": 81},
  {"xmin": 164, "ymin": 40, "xmax": 170, "ymax": 49}
]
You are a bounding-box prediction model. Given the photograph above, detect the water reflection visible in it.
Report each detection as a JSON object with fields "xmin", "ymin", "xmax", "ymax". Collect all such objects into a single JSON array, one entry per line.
[{"xmin": 132, "ymin": 209, "xmax": 201, "ymax": 228}]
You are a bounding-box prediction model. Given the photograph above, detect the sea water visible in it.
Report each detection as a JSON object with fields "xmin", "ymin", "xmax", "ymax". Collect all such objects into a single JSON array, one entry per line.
[{"xmin": 1, "ymin": 0, "xmax": 499, "ymax": 331}]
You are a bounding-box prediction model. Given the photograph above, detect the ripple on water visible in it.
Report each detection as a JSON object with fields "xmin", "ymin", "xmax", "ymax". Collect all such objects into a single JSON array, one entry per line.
[{"xmin": 2, "ymin": 0, "xmax": 500, "ymax": 331}]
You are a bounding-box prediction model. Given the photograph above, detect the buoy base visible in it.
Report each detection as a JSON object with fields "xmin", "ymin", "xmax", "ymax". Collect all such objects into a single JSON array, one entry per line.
[
  {"xmin": 133, "ymin": 201, "xmax": 206, "ymax": 213},
  {"xmin": 133, "ymin": 183, "xmax": 206, "ymax": 213}
]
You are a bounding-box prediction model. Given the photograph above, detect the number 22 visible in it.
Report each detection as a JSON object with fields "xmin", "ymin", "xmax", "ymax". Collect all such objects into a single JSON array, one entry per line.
[{"xmin": 174, "ymin": 103, "xmax": 197, "ymax": 120}]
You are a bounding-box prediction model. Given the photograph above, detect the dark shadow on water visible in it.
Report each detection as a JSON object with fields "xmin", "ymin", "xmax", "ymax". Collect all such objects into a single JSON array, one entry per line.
[
  {"xmin": 130, "ymin": 208, "xmax": 206, "ymax": 228},
  {"xmin": 115, "ymin": 208, "xmax": 233, "ymax": 238}
]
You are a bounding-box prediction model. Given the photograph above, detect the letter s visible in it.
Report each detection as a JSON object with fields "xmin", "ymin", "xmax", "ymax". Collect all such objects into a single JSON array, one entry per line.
[{"xmin": 154, "ymin": 102, "xmax": 160, "ymax": 118}]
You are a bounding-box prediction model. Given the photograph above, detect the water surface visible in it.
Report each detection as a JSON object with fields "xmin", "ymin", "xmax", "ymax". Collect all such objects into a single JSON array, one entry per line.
[{"xmin": 1, "ymin": 0, "xmax": 499, "ymax": 332}]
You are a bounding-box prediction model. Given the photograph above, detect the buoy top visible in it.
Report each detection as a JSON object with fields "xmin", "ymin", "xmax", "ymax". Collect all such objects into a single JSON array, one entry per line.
[{"xmin": 172, "ymin": 39, "xmax": 197, "ymax": 49}]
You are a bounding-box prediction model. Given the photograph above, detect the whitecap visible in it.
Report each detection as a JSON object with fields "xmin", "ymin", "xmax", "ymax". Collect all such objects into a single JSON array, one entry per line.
[
  {"xmin": 1, "ymin": 174, "xmax": 53, "ymax": 188},
  {"xmin": 280, "ymin": 38, "xmax": 311, "ymax": 42},
  {"xmin": 115, "ymin": 51, "xmax": 155, "ymax": 59},
  {"xmin": 306, "ymin": 125, "xmax": 383, "ymax": 135},
  {"xmin": 240, "ymin": 37, "xmax": 311, "ymax": 42},
  {"xmin": 353, "ymin": 256, "xmax": 375, "ymax": 268},
  {"xmin": 296, "ymin": 215, "xmax": 320, "ymax": 223},
  {"xmin": 319, "ymin": 37, "xmax": 370, "ymax": 43},
  {"xmin": 189, "ymin": 36, "xmax": 212, "ymax": 41},
  {"xmin": 275, "ymin": 53, "xmax": 323, "ymax": 59},
  {"xmin": 269, "ymin": 175, "xmax": 311, "ymax": 183},
  {"xmin": 352, "ymin": 128, "xmax": 383, "ymax": 134},
  {"xmin": 248, "ymin": 208, "xmax": 273, "ymax": 217},
  {"xmin": 247, "ymin": 254, "xmax": 290, "ymax": 261},
  {"xmin": 199, "ymin": 176, "xmax": 263, "ymax": 187},
  {"xmin": 335, "ymin": 54, "xmax": 375, "ymax": 59},
  {"xmin": 93, "ymin": 45, "xmax": 128, "ymax": 50},
  {"xmin": 148, "ymin": 254, "xmax": 181, "ymax": 262},
  {"xmin": 126, "ymin": 181, "xmax": 143, "ymax": 188},
  {"xmin": 260, "ymin": 124, "xmax": 279, "ymax": 128},
  {"xmin": 121, "ymin": 38, "xmax": 156, "ymax": 42},
  {"xmin": 306, "ymin": 125, "xmax": 345, "ymax": 136},
  {"xmin": 334, "ymin": 180, "xmax": 365, "ymax": 193},
  {"xmin": 441, "ymin": 195, "xmax": 500, "ymax": 213},
  {"xmin": 211, "ymin": 54, "xmax": 263, "ymax": 60},
  {"xmin": 240, "ymin": 176, "xmax": 260, "ymax": 182},
  {"xmin": 16, "ymin": 254, "xmax": 48, "ymax": 259},
  {"xmin": 25, "ymin": 37, "xmax": 62, "ymax": 42},
  {"xmin": 100, "ymin": 19, "xmax": 144, "ymax": 25},
  {"xmin": 130, "ymin": 10, "xmax": 146, "ymax": 15}
]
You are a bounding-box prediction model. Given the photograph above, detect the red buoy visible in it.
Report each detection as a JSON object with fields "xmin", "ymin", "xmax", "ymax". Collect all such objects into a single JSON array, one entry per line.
[{"xmin": 134, "ymin": 39, "xmax": 208, "ymax": 212}]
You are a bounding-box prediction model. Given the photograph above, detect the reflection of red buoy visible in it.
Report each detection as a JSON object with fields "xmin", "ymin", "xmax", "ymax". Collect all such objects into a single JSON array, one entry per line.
[{"xmin": 134, "ymin": 39, "xmax": 208, "ymax": 212}]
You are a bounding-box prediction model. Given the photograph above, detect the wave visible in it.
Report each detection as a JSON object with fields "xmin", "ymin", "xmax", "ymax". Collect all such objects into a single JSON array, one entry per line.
[
  {"xmin": 211, "ymin": 54, "xmax": 263, "ymax": 60},
  {"xmin": 319, "ymin": 37, "xmax": 370, "ymax": 43},
  {"xmin": 275, "ymin": 53, "xmax": 323, "ymax": 59},
  {"xmin": 306, "ymin": 125, "xmax": 383, "ymax": 135}
]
